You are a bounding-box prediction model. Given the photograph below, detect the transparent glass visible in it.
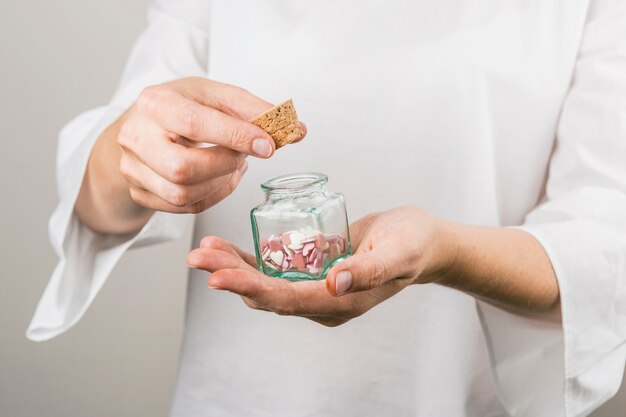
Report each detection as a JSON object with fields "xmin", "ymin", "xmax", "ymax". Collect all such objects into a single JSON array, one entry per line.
[{"xmin": 250, "ymin": 173, "xmax": 351, "ymax": 281}]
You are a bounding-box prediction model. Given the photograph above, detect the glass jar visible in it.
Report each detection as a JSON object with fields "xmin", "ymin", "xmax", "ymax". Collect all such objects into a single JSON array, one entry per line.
[{"xmin": 250, "ymin": 173, "xmax": 351, "ymax": 281}]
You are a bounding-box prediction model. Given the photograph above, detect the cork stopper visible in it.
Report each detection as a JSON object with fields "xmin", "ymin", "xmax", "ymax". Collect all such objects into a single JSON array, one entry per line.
[{"xmin": 250, "ymin": 99, "xmax": 304, "ymax": 148}]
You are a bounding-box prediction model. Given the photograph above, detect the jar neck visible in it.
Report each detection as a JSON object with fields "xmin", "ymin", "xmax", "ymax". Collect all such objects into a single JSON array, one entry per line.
[
  {"xmin": 261, "ymin": 173, "xmax": 329, "ymax": 201},
  {"xmin": 264, "ymin": 187, "xmax": 328, "ymax": 202}
]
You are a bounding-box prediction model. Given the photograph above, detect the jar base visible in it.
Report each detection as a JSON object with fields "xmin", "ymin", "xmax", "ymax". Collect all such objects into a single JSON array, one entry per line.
[{"xmin": 265, "ymin": 254, "xmax": 351, "ymax": 281}]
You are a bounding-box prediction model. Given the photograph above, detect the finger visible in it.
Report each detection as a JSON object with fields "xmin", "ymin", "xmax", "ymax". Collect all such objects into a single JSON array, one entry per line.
[
  {"xmin": 177, "ymin": 79, "xmax": 306, "ymax": 145},
  {"xmin": 213, "ymin": 268, "xmax": 404, "ymax": 322},
  {"xmin": 309, "ymin": 279, "xmax": 407, "ymax": 326},
  {"xmin": 174, "ymin": 78, "xmax": 275, "ymax": 121},
  {"xmin": 136, "ymin": 86, "xmax": 276, "ymax": 157},
  {"xmin": 210, "ymin": 269, "xmax": 354, "ymax": 317},
  {"xmin": 127, "ymin": 162, "xmax": 248, "ymax": 214},
  {"xmin": 121, "ymin": 151, "xmax": 247, "ymax": 207},
  {"xmin": 304, "ymin": 277, "xmax": 408, "ymax": 326},
  {"xmin": 241, "ymin": 296, "xmax": 271, "ymax": 312},
  {"xmin": 187, "ymin": 248, "xmax": 256, "ymax": 273},
  {"xmin": 325, "ymin": 244, "xmax": 408, "ymax": 296},
  {"xmin": 198, "ymin": 236, "xmax": 257, "ymax": 267},
  {"xmin": 119, "ymin": 127, "xmax": 246, "ymax": 184}
]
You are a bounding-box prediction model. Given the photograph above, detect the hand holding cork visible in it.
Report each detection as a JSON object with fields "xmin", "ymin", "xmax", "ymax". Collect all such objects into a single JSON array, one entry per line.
[{"xmin": 76, "ymin": 77, "xmax": 307, "ymax": 234}]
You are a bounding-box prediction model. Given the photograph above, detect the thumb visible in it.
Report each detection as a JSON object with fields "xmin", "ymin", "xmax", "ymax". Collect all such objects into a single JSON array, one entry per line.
[{"xmin": 325, "ymin": 247, "xmax": 398, "ymax": 296}]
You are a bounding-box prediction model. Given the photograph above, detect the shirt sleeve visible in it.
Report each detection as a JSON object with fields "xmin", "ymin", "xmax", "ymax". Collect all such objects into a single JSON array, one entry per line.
[
  {"xmin": 26, "ymin": 0, "xmax": 211, "ymax": 342},
  {"xmin": 476, "ymin": 0, "xmax": 626, "ymax": 416}
]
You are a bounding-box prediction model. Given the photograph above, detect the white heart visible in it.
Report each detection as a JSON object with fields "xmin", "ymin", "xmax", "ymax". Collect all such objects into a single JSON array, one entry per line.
[
  {"xmin": 270, "ymin": 251, "xmax": 284, "ymax": 265},
  {"xmin": 289, "ymin": 231, "xmax": 305, "ymax": 247}
]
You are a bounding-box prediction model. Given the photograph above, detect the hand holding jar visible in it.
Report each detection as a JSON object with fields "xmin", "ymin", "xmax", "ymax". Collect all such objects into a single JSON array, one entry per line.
[
  {"xmin": 186, "ymin": 206, "xmax": 456, "ymax": 327},
  {"xmin": 188, "ymin": 204, "xmax": 560, "ymax": 326}
]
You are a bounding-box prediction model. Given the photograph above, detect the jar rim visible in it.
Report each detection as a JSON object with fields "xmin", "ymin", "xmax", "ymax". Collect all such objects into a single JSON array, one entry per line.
[{"xmin": 261, "ymin": 172, "xmax": 328, "ymax": 195}]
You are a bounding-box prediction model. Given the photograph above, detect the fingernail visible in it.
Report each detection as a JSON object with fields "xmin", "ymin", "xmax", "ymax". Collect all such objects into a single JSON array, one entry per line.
[
  {"xmin": 335, "ymin": 271, "xmax": 352, "ymax": 295},
  {"xmin": 252, "ymin": 138, "xmax": 272, "ymax": 157},
  {"xmin": 238, "ymin": 160, "xmax": 249, "ymax": 174}
]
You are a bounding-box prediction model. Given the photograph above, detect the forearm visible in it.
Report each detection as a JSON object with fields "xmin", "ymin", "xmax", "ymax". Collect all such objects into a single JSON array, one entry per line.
[
  {"xmin": 436, "ymin": 222, "xmax": 560, "ymax": 314},
  {"xmin": 75, "ymin": 110, "xmax": 153, "ymax": 235}
]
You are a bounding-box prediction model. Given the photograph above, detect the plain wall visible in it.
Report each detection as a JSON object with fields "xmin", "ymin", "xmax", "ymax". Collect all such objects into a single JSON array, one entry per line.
[
  {"xmin": 0, "ymin": 2, "xmax": 624, "ymax": 417},
  {"xmin": 1, "ymin": 1, "xmax": 189, "ymax": 416}
]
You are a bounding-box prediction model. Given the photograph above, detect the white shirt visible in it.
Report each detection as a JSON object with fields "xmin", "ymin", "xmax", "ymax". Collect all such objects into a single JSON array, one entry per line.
[{"xmin": 27, "ymin": 1, "xmax": 626, "ymax": 416}]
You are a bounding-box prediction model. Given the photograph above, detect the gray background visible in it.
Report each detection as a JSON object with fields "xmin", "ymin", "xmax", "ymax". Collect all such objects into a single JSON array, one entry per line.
[{"xmin": 0, "ymin": 1, "xmax": 624, "ymax": 416}]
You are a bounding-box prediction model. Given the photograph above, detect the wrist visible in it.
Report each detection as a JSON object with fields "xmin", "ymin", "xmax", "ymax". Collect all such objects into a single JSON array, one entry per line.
[
  {"xmin": 418, "ymin": 216, "xmax": 462, "ymax": 285},
  {"xmin": 76, "ymin": 115, "xmax": 154, "ymax": 235}
]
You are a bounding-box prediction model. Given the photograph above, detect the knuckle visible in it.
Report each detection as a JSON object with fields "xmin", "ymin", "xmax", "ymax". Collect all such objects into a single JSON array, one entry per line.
[
  {"xmin": 216, "ymin": 83, "xmax": 245, "ymax": 106},
  {"xmin": 178, "ymin": 106, "xmax": 204, "ymax": 138},
  {"xmin": 242, "ymin": 297, "xmax": 268, "ymax": 311},
  {"xmin": 128, "ymin": 187, "xmax": 140, "ymax": 202},
  {"xmin": 225, "ymin": 124, "xmax": 249, "ymax": 150},
  {"xmin": 128, "ymin": 187, "xmax": 146, "ymax": 207},
  {"xmin": 367, "ymin": 262, "xmax": 387, "ymax": 289},
  {"xmin": 225, "ymin": 172, "xmax": 239, "ymax": 195},
  {"xmin": 167, "ymin": 158, "xmax": 191, "ymax": 184},
  {"xmin": 273, "ymin": 305, "xmax": 294, "ymax": 316},
  {"xmin": 229, "ymin": 85, "xmax": 250, "ymax": 102},
  {"xmin": 225, "ymin": 153, "xmax": 242, "ymax": 173},
  {"xmin": 217, "ymin": 152, "xmax": 244, "ymax": 175},
  {"xmin": 167, "ymin": 186, "xmax": 191, "ymax": 207},
  {"xmin": 405, "ymin": 250, "xmax": 420, "ymax": 268},
  {"xmin": 136, "ymin": 85, "xmax": 164, "ymax": 115},
  {"xmin": 201, "ymin": 236, "xmax": 221, "ymax": 248},
  {"xmin": 118, "ymin": 155, "xmax": 132, "ymax": 179},
  {"xmin": 189, "ymin": 198, "xmax": 210, "ymax": 214},
  {"xmin": 117, "ymin": 125, "xmax": 134, "ymax": 148},
  {"xmin": 228, "ymin": 84, "xmax": 247, "ymax": 95}
]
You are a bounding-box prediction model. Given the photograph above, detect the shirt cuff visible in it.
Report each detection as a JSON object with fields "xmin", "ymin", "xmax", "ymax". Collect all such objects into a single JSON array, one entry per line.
[
  {"xmin": 26, "ymin": 107, "xmax": 192, "ymax": 341},
  {"xmin": 477, "ymin": 218, "xmax": 626, "ymax": 417}
]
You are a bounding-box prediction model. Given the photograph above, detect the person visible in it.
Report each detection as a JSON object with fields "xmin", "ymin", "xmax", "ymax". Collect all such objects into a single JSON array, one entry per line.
[{"xmin": 27, "ymin": 1, "xmax": 626, "ymax": 416}]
